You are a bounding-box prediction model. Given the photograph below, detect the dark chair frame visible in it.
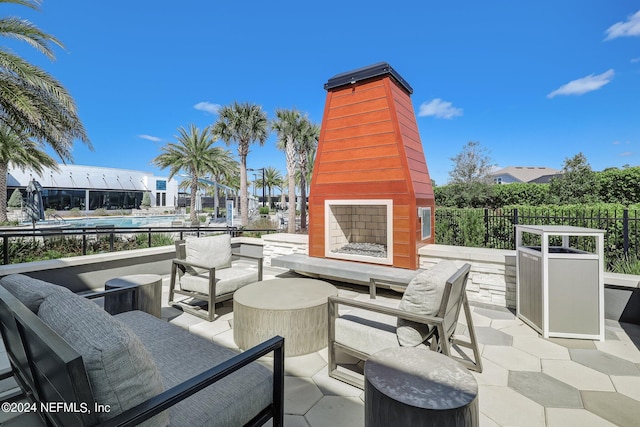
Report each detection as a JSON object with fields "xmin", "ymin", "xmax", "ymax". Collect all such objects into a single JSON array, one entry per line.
[
  {"xmin": 328, "ymin": 263, "xmax": 482, "ymax": 389},
  {"xmin": 0, "ymin": 284, "xmax": 284, "ymax": 427},
  {"xmin": 169, "ymin": 239, "xmax": 263, "ymax": 321}
]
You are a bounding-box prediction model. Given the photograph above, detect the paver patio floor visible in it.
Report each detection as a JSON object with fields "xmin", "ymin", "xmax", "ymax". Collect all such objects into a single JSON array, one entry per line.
[{"xmin": 163, "ymin": 263, "xmax": 640, "ymax": 427}]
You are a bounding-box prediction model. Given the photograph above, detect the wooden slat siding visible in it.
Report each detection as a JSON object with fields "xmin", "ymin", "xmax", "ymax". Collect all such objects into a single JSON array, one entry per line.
[
  {"xmin": 321, "ymin": 132, "xmax": 396, "ymax": 150},
  {"xmin": 318, "ymin": 156, "xmax": 402, "ymax": 173},
  {"xmin": 325, "ymin": 108, "xmax": 392, "ymax": 130},
  {"xmin": 322, "ymin": 121, "xmax": 398, "ymax": 142},
  {"xmin": 311, "ymin": 182, "xmax": 416, "ymax": 198}
]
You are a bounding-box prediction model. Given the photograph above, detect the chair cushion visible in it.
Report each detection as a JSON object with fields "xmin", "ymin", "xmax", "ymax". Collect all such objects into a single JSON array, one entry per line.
[
  {"xmin": 396, "ymin": 260, "xmax": 460, "ymax": 347},
  {"xmin": 115, "ymin": 310, "xmax": 273, "ymax": 427},
  {"xmin": 185, "ymin": 234, "xmax": 232, "ymax": 274},
  {"xmin": 180, "ymin": 267, "xmax": 258, "ymax": 296},
  {"xmin": 0, "ymin": 274, "xmax": 69, "ymax": 313},
  {"xmin": 37, "ymin": 291, "xmax": 168, "ymax": 426}
]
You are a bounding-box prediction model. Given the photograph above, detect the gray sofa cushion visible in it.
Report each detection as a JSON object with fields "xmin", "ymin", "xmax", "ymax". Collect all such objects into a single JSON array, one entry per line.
[
  {"xmin": 37, "ymin": 291, "xmax": 168, "ymax": 426},
  {"xmin": 185, "ymin": 234, "xmax": 232, "ymax": 274},
  {"xmin": 115, "ymin": 310, "xmax": 273, "ymax": 427},
  {"xmin": 0, "ymin": 274, "xmax": 69, "ymax": 312},
  {"xmin": 396, "ymin": 260, "xmax": 459, "ymax": 347}
]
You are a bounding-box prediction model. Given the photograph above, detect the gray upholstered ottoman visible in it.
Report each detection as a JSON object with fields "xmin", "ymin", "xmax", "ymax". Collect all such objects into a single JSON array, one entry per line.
[
  {"xmin": 234, "ymin": 278, "xmax": 338, "ymax": 356},
  {"xmin": 365, "ymin": 347, "xmax": 478, "ymax": 427}
]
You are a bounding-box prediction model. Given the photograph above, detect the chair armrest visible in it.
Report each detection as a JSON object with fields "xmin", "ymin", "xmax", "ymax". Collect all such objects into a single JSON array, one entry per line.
[
  {"xmin": 328, "ymin": 296, "xmax": 443, "ymax": 326},
  {"xmin": 98, "ymin": 335, "xmax": 285, "ymax": 427},
  {"xmin": 368, "ymin": 277, "xmax": 409, "ymax": 299},
  {"xmin": 234, "ymin": 253, "xmax": 264, "ymax": 261},
  {"xmin": 172, "ymin": 258, "xmax": 216, "ymax": 273}
]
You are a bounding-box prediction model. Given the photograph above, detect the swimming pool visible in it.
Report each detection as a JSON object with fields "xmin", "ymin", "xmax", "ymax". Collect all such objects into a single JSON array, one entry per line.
[{"xmin": 39, "ymin": 215, "xmax": 187, "ymax": 228}]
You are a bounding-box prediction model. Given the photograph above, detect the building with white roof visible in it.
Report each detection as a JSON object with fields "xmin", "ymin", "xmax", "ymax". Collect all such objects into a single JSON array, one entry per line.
[{"xmin": 6, "ymin": 164, "xmax": 179, "ymax": 211}]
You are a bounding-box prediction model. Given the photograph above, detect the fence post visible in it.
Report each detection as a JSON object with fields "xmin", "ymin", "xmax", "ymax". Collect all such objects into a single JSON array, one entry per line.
[
  {"xmin": 148, "ymin": 227, "xmax": 152, "ymax": 248},
  {"xmin": 623, "ymin": 209, "xmax": 629, "ymax": 258},
  {"xmin": 484, "ymin": 209, "xmax": 489, "ymax": 247},
  {"xmin": 512, "ymin": 208, "xmax": 519, "ymax": 249},
  {"xmin": 3, "ymin": 236, "xmax": 8, "ymax": 265},
  {"xmin": 82, "ymin": 231, "xmax": 87, "ymax": 255},
  {"xmin": 109, "ymin": 232, "xmax": 114, "ymax": 252}
]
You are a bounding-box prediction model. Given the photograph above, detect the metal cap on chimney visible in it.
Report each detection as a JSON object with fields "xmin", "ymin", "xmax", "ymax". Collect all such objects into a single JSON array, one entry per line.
[{"xmin": 324, "ymin": 62, "xmax": 413, "ymax": 94}]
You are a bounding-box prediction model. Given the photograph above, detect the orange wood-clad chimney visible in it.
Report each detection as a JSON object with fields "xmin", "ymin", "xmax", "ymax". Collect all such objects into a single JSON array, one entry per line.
[{"xmin": 308, "ymin": 62, "xmax": 435, "ymax": 270}]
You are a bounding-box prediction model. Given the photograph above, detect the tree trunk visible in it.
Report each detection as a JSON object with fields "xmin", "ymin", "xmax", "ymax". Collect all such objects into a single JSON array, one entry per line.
[
  {"xmin": 299, "ymin": 157, "xmax": 308, "ymax": 231},
  {"xmin": 285, "ymin": 138, "xmax": 297, "ymax": 233},
  {"xmin": 190, "ymin": 175, "xmax": 198, "ymax": 223},
  {"xmin": 240, "ymin": 156, "xmax": 248, "ymax": 226},
  {"xmin": 0, "ymin": 162, "xmax": 8, "ymax": 223}
]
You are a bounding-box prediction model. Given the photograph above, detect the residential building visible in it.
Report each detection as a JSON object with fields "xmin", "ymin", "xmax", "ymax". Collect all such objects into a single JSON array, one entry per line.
[{"xmin": 488, "ymin": 166, "xmax": 562, "ymax": 184}]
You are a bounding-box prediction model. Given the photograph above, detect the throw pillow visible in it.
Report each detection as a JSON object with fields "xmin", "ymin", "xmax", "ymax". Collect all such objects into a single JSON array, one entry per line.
[
  {"xmin": 396, "ymin": 260, "xmax": 460, "ymax": 347},
  {"xmin": 185, "ymin": 234, "xmax": 232, "ymax": 275}
]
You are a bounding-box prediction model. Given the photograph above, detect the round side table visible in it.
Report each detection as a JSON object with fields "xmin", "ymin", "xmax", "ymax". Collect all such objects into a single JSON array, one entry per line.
[
  {"xmin": 105, "ymin": 274, "xmax": 162, "ymax": 318},
  {"xmin": 365, "ymin": 347, "xmax": 478, "ymax": 427},
  {"xmin": 233, "ymin": 278, "xmax": 338, "ymax": 356}
]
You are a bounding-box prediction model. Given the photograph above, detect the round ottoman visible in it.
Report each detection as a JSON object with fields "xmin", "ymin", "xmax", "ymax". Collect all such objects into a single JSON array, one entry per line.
[
  {"xmin": 233, "ymin": 278, "xmax": 338, "ymax": 356},
  {"xmin": 365, "ymin": 347, "xmax": 478, "ymax": 427}
]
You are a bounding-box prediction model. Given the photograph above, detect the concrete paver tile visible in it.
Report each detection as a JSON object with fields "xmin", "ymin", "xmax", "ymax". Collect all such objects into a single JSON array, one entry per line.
[
  {"xmin": 594, "ymin": 341, "xmax": 640, "ymax": 364},
  {"xmin": 311, "ymin": 368, "xmax": 362, "ymax": 397},
  {"xmin": 545, "ymin": 408, "xmax": 617, "ymax": 427},
  {"xmin": 284, "ymin": 377, "xmax": 323, "ymax": 416},
  {"xmin": 610, "ymin": 375, "xmax": 640, "ymax": 401},
  {"xmin": 264, "ymin": 415, "xmax": 310, "ymax": 427},
  {"xmin": 541, "ymin": 360, "xmax": 615, "ymax": 391},
  {"xmin": 508, "ymin": 371, "xmax": 582, "ymax": 408},
  {"xmin": 570, "ymin": 349, "xmax": 640, "ymax": 375},
  {"xmin": 581, "ymin": 391, "xmax": 640, "ymax": 427},
  {"xmin": 512, "ymin": 336, "xmax": 571, "ymax": 360},
  {"xmin": 471, "ymin": 358, "xmax": 509, "ymax": 387},
  {"xmin": 304, "ymin": 396, "xmax": 364, "ymax": 427},
  {"xmin": 284, "ymin": 352, "xmax": 326, "ymax": 377},
  {"xmin": 478, "ymin": 385, "xmax": 545, "ymax": 427},
  {"xmin": 483, "ymin": 345, "xmax": 541, "ymax": 371}
]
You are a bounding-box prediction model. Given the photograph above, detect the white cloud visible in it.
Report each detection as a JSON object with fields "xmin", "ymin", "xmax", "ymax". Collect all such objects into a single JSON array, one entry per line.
[
  {"xmin": 605, "ymin": 10, "xmax": 640, "ymax": 40},
  {"xmin": 194, "ymin": 101, "xmax": 221, "ymax": 115},
  {"xmin": 613, "ymin": 140, "xmax": 621, "ymax": 145},
  {"xmin": 547, "ymin": 69, "xmax": 614, "ymax": 98},
  {"xmin": 631, "ymin": 57, "xmax": 640, "ymax": 63},
  {"xmin": 619, "ymin": 151, "xmax": 633, "ymax": 157},
  {"xmin": 138, "ymin": 134, "xmax": 162, "ymax": 142},
  {"xmin": 418, "ymin": 98, "xmax": 463, "ymax": 119}
]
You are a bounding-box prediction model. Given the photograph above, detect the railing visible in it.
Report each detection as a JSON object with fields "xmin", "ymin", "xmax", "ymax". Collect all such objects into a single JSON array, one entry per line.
[
  {"xmin": 436, "ymin": 207, "xmax": 640, "ymax": 263},
  {"xmin": 0, "ymin": 225, "xmax": 278, "ymax": 265}
]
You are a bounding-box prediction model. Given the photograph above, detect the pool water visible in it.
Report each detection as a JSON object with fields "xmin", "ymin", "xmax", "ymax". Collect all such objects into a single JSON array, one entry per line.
[{"xmin": 50, "ymin": 215, "xmax": 186, "ymax": 228}]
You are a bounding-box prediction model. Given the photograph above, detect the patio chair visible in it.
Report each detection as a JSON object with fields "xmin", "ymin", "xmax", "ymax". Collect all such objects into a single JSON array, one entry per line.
[
  {"xmin": 328, "ymin": 261, "xmax": 482, "ymax": 389},
  {"xmin": 169, "ymin": 234, "xmax": 263, "ymax": 321}
]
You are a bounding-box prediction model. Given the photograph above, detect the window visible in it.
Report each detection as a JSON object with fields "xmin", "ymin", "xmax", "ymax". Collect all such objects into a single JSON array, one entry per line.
[
  {"xmin": 156, "ymin": 180, "xmax": 166, "ymax": 191},
  {"xmin": 418, "ymin": 207, "xmax": 432, "ymax": 240}
]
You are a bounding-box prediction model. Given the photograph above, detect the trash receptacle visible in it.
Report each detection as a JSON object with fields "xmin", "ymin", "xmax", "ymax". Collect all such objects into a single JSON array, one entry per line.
[{"xmin": 516, "ymin": 225, "xmax": 605, "ymax": 341}]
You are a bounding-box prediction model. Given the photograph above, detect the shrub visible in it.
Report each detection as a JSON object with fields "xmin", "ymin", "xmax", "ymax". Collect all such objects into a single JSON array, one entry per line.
[
  {"xmin": 141, "ymin": 192, "xmax": 151, "ymax": 209},
  {"xmin": 69, "ymin": 207, "xmax": 82, "ymax": 217},
  {"xmin": 259, "ymin": 206, "xmax": 270, "ymax": 215},
  {"xmin": 7, "ymin": 189, "xmax": 22, "ymax": 208},
  {"xmin": 94, "ymin": 208, "xmax": 108, "ymax": 216},
  {"xmin": 609, "ymin": 255, "xmax": 640, "ymax": 275}
]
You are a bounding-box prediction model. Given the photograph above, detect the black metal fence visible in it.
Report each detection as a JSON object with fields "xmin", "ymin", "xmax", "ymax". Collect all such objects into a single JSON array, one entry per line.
[
  {"xmin": 436, "ymin": 207, "xmax": 640, "ymax": 264},
  {"xmin": 0, "ymin": 225, "xmax": 277, "ymax": 265}
]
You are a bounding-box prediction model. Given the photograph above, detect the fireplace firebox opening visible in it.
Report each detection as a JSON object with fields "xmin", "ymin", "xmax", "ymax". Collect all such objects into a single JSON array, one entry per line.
[{"xmin": 325, "ymin": 199, "xmax": 393, "ymax": 265}]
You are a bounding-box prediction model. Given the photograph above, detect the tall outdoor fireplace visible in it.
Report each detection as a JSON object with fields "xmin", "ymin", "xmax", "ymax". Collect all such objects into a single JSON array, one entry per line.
[{"xmin": 308, "ymin": 62, "xmax": 435, "ymax": 270}]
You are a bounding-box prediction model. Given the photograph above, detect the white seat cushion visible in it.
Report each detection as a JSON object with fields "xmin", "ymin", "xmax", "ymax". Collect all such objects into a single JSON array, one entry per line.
[{"xmin": 185, "ymin": 234, "xmax": 232, "ymax": 274}]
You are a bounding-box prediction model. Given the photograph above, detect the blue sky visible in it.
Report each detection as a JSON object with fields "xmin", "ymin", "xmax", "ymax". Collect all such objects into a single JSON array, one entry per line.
[{"xmin": 6, "ymin": 1, "xmax": 640, "ymax": 186}]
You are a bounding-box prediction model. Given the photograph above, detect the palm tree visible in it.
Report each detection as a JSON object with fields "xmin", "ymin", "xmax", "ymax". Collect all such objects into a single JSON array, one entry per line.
[
  {"xmin": 212, "ymin": 102, "xmax": 269, "ymax": 227},
  {"xmin": 0, "ymin": 1, "xmax": 90, "ymax": 161},
  {"xmin": 0, "ymin": 124, "xmax": 58, "ymax": 222},
  {"xmin": 272, "ymin": 109, "xmax": 305, "ymax": 233},
  {"xmin": 296, "ymin": 119, "xmax": 319, "ymax": 230},
  {"xmin": 152, "ymin": 124, "xmax": 236, "ymax": 223},
  {"xmin": 263, "ymin": 166, "xmax": 283, "ymax": 209}
]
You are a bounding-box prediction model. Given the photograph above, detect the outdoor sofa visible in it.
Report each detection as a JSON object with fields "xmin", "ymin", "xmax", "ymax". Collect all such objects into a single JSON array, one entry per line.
[{"xmin": 0, "ymin": 274, "xmax": 284, "ymax": 427}]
